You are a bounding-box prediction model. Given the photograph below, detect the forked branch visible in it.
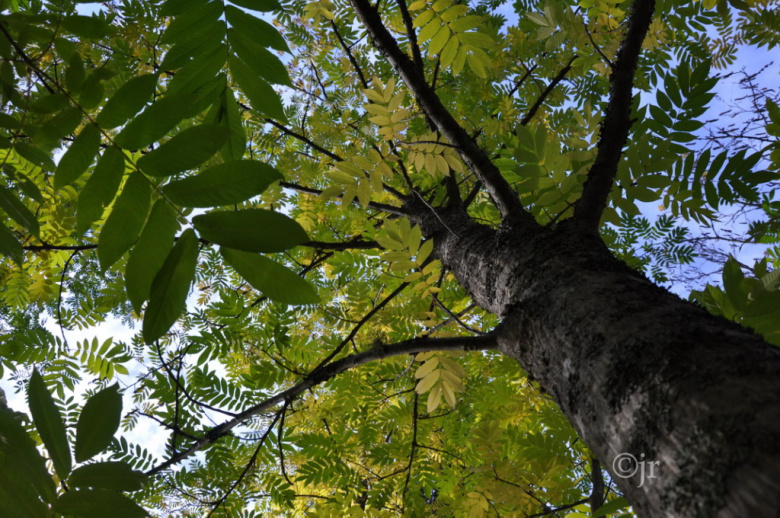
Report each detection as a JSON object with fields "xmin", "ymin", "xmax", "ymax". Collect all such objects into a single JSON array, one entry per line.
[
  {"xmin": 572, "ymin": 0, "xmax": 656, "ymax": 234},
  {"xmin": 348, "ymin": 0, "xmax": 532, "ymax": 225}
]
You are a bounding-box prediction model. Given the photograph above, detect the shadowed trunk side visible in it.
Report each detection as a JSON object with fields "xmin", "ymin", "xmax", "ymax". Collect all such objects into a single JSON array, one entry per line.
[{"xmin": 416, "ymin": 206, "xmax": 780, "ymax": 517}]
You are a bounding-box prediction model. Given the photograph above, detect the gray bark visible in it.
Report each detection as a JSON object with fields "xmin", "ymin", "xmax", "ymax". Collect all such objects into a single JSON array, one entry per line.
[{"xmin": 416, "ymin": 204, "xmax": 780, "ymax": 518}]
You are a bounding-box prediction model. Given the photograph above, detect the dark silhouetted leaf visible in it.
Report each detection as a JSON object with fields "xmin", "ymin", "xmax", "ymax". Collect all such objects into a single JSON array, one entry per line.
[
  {"xmin": 0, "ymin": 222, "xmax": 23, "ymax": 264},
  {"xmin": 34, "ymin": 106, "xmax": 81, "ymax": 149},
  {"xmin": 0, "ymin": 407, "xmax": 57, "ymax": 504},
  {"xmin": 222, "ymin": 247, "xmax": 319, "ymax": 304},
  {"xmin": 126, "ymin": 200, "xmax": 180, "ymax": 312},
  {"xmin": 54, "ymin": 489, "xmax": 148, "ymax": 518},
  {"xmin": 60, "ymin": 15, "xmax": 114, "ymax": 39},
  {"xmin": 228, "ymin": 55, "xmax": 286, "ymax": 121},
  {"xmin": 225, "ymin": 5, "xmax": 288, "ymax": 52},
  {"xmin": 228, "ymin": 30, "xmax": 291, "ymax": 86},
  {"xmin": 74, "ymin": 384, "xmax": 122, "ymax": 462},
  {"xmin": 142, "ymin": 228, "xmax": 199, "ymax": 343},
  {"xmin": 193, "ymin": 209, "xmax": 308, "ymax": 253},
  {"xmin": 228, "ymin": 0, "xmax": 282, "ymax": 11},
  {"xmin": 136, "ymin": 124, "xmax": 231, "ymax": 177},
  {"xmin": 77, "ymin": 147, "xmax": 127, "ymax": 233},
  {"xmin": 114, "ymin": 93, "xmax": 197, "ymax": 150},
  {"xmin": 55, "ymin": 124, "xmax": 101, "ymax": 190},
  {"xmin": 27, "ymin": 369, "xmax": 71, "ymax": 480},
  {"xmin": 0, "ymin": 186, "xmax": 39, "ymax": 236},
  {"xmin": 163, "ymin": 160, "xmax": 281, "ymax": 207},
  {"xmin": 98, "ymin": 172, "xmax": 151, "ymax": 270},
  {"xmin": 69, "ymin": 462, "xmax": 146, "ymax": 492},
  {"xmin": 96, "ymin": 74, "xmax": 158, "ymax": 129}
]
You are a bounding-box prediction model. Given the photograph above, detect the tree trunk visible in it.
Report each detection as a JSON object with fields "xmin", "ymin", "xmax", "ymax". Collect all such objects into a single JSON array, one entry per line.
[{"xmin": 416, "ymin": 205, "xmax": 780, "ymax": 517}]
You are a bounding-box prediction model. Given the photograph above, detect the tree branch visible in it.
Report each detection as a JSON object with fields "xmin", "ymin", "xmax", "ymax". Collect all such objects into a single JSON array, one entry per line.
[
  {"xmin": 303, "ymin": 239, "xmax": 380, "ymax": 250},
  {"xmin": 144, "ymin": 333, "xmax": 497, "ymax": 476},
  {"xmin": 348, "ymin": 0, "xmax": 533, "ymax": 225},
  {"xmin": 572, "ymin": 0, "xmax": 656, "ymax": 234},
  {"xmin": 330, "ymin": 20, "xmax": 369, "ymax": 89},
  {"xmin": 395, "ymin": 0, "xmax": 425, "ymax": 78},
  {"xmin": 520, "ymin": 55, "xmax": 577, "ymax": 127},
  {"xmin": 279, "ymin": 181, "xmax": 408, "ymax": 215},
  {"xmin": 265, "ymin": 118, "xmax": 343, "ymax": 162}
]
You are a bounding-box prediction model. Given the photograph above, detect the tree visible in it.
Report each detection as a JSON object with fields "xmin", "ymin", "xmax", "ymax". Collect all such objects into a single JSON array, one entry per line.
[{"xmin": 0, "ymin": 0, "xmax": 779, "ymax": 516}]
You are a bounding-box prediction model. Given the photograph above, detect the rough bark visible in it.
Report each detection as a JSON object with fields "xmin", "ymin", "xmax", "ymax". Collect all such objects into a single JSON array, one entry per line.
[{"xmin": 413, "ymin": 204, "xmax": 780, "ymax": 518}]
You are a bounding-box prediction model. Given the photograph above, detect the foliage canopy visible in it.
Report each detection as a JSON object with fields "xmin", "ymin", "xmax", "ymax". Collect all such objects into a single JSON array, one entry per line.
[{"xmin": 0, "ymin": 0, "xmax": 779, "ymax": 516}]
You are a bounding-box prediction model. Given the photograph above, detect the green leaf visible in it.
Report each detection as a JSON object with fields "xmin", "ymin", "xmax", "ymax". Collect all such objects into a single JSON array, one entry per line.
[
  {"xmin": 60, "ymin": 15, "xmax": 114, "ymax": 39},
  {"xmin": 161, "ymin": 0, "xmax": 210, "ymax": 16},
  {"xmin": 193, "ymin": 209, "xmax": 308, "ymax": 253},
  {"xmin": 34, "ymin": 106, "xmax": 82, "ymax": 149},
  {"xmin": 68, "ymin": 462, "xmax": 146, "ymax": 492},
  {"xmin": 221, "ymin": 248, "xmax": 319, "ymax": 304},
  {"xmin": 161, "ymin": 0, "xmax": 223, "ymax": 45},
  {"xmin": 228, "ymin": 0, "xmax": 282, "ymax": 11},
  {"xmin": 55, "ymin": 124, "xmax": 101, "ymax": 190},
  {"xmin": 0, "ymin": 186, "xmax": 39, "ymax": 236},
  {"xmin": 592, "ymin": 496, "xmax": 630, "ymax": 517},
  {"xmin": 125, "ymin": 200, "xmax": 180, "ymax": 312},
  {"xmin": 0, "ymin": 221, "xmax": 23, "ymax": 264},
  {"xmin": 77, "ymin": 147, "xmax": 127, "ymax": 233},
  {"xmin": 98, "ymin": 172, "xmax": 151, "ymax": 270},
  {"xmin": 211, "ymin": 86, "xmax": 246, "ymax": 161},
  {"xmin": 114, "ymin": 92, "xmax": 198, "ymax": 150},
  {"xmin": 228, "ymin": 30, "xmax": 291, "ymax": 86},
  {"xmin": 166, "ymin": 44, "xmax": 228, "ymax": 95},
  {"xmin": 0, "ymin": 407, "xmax": 57, "ymax": 504},
  {"xmin": 767, "ymin": 100, "xmax": 780, "ymax": 126},
  {"xmin": 225, "ymin": 5, "xmax": 289, "ymax": 52},
  {"xmin": 228, "ymin": 55, "xmax": 286, "ymax": 121},
  {"xmin": 74, "ymin": 384, "xmax": 123, "ymax": 463},
  {"xmin": 15, "ymin": 142, "xmax": 56, "ymax": 170},
  {"xmin": 0, "ymin": 468, "xmax": 48, "ymax": 518},
  {"xmin": 96, "ymin": 74, "xmax": 158, "ymax": 129},
  {"xmin": 722, "ymin": 256, "xmax": 747, "ymax": 311},
  {"xmin": 136, "ymin": 123, "xmax": 231, "ymax": 177},
  {"xmin": 142, "ymin": 228, "xmax": 199, "ymax": 343},
  {"xmin": 163, "ymin": 160, "xmax": 281, "ymax": 207},
  {"xmin": 65, "ymin": 53, "xmax": 86, "ymax": 93},
  {"xmin": 27, "ymin": 369, "xmax": 72, "ymax": 480},
  {"xmin": 80, "ymin": 67, "xmax": 115, "ymax": 109},
  {"xmin": 743, "ymin": 290, "xmax": 780, "ymax": 319},
  {"xmin": 54, "ymin": 489, "xmax": 148, "ymax": 518}
]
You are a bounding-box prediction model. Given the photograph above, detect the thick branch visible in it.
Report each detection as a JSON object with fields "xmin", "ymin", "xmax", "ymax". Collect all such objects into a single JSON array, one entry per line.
[
  {"xmin": 348, "ymin": 0, "xmax": 532, "ymax": 225},
  {"xmin": 572, "ymin": 0, "xmax": 655, "ymax": 234},
  {"xmin": 145, "ymin": 334, "xmax": 497, "ymax": 475}
]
